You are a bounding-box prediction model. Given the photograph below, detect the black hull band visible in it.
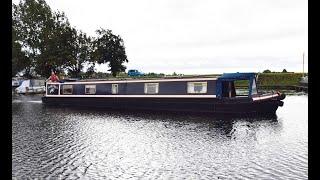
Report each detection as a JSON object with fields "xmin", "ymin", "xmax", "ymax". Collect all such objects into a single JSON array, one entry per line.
[{"xmin": 42, "ymin": 97, "xmax": 282, "ymax": 115}]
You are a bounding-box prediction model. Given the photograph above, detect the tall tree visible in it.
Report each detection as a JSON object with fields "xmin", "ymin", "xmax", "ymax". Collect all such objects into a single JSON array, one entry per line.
[
  {"xmin": 35, "ymin": 11, "xmax": 74, "ymax": 76},
  {"xmin": 13, "ymin": 1, "xmax": 129, "ymax": 78},
  {"xmin": 12, "ymin": 0, "xmax": 78, "ymax": 77},
  {"xmin": 12, "ymin": 17, "xmax": 30, "ymax": 77},
  {"xmin": 63, "ymin": 30, "xmax": 93, "ymax": 78},
  {"xmin": 12, "ymin": 41, "xmax": 30, "ymax": 77},
  {"xmin": 12, "ymin": 0, "xmax": 55, "ymax": 77},
  {"xmin": 92, "ymin": 29, "xmax": 128, "ymax": 77}
]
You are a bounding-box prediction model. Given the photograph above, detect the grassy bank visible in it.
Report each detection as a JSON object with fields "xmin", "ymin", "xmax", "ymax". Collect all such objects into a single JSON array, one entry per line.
[
  {"xmin": 235, "ymin": 73, "xmax": 305, "ymax": 88},
  {"xmin": 257, "ymin": 73, "xmax": 305, "ymax": 86}
]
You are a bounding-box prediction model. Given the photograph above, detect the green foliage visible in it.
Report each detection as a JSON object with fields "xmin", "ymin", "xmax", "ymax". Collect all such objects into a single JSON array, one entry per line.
[
  {"xmin": 234, "ymin": 73, "xmax": 303, "ymax": 88},
  {"xmin": 234, "ymin": 80, "xmax": 249, "ymax": 87},
  {"xmin": 13, "ymin": 0, "xmax": 58, "ymax": 77},
  {"xmin": 12, "ymin": 0, "xmax": 128, "ymax": 78},
  {"xmin": 257, "ymin": 73, "xmax": 303, "ymax": 86},
  {"xmin": 36, "ymin": 13, "xmax": 75, "ymax": 77},
  {"xmin": 12, "ymin": 40, "xmax": 30, "ymax": 77},
  {"xmin": 282, "ymin": 69, "xmax": 287, "ymax": 73},
  {"xmin": 92, "ymin": 29, "xmax": 128, "ymax": 77},
  {"xmin": 62, "ymin": 29, "xmax": 93, "ymax": 78},
  {"xmin": 145, "ymin": 72, "xmax": 165, "ymax": 78},
  {"xmin": 262, "ymin": 69, "xmax": 271, "ymax": 73}
]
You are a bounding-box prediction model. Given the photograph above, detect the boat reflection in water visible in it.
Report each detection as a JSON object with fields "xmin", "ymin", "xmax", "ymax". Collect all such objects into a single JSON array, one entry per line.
[{"xmin": 43, "ymin": 104, "xmax": 281, "ymax": 139}]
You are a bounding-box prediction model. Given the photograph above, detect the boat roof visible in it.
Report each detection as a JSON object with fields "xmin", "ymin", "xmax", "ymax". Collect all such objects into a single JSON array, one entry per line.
[
  {"xmin": 68, "ymin": 75, "xmax": 219, "ymax": 82},
  {"xmin": 55, "ymin": 73, "xmax": 257, "ymax": 84},
  {"xmin": 55, "ymin": 76, "xmax": 218, "ymax": 84},
  {"xmin": 217, "ymin": 72, "xmax": 256, "ymax": 81}
]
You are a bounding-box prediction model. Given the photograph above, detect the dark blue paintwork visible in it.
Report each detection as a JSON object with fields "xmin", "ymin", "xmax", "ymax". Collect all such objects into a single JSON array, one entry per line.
[
  {"xmin": 58, "ymin": 80, "xmax": 217, "ymax": 95},
  {"xmin": 216, "ymin": 73, "xmax": 256, "ymax": 98}
]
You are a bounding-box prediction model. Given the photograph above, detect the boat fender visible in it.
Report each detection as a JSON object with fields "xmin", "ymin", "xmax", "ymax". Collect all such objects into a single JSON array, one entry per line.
[
  {"xmin": 277, "ymin": 101, "xmax": 284, "ymax": 107},
  {"xmin": 279, "ymin": 94, "xmax": 286, "ymax": 100}
]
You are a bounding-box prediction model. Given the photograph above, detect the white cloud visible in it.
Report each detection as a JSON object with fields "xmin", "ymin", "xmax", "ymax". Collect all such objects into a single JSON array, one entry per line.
[{"xmin": 13, "ymin": 0, "xmax": 308, "ymax": 74}]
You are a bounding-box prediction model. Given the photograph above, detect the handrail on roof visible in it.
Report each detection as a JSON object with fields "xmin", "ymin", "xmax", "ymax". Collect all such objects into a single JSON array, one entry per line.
[{"xmin": 217, "ymin": 72, "xmax": 256, "ymax": 81}]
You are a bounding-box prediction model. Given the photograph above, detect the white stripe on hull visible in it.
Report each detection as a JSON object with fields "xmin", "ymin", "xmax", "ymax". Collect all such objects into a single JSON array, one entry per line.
[
  {"xmin": 252, "ymin": 94, "xmax": 279, "ymax": 101},
  {"xmin": 45, "ymin": 94, "xmax": 217, "ymax": 98}
]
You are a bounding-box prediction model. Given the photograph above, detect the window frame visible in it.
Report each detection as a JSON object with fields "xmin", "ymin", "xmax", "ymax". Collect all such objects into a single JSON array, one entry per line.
[
  {"xmin": 144, "ymin": 83, "xmax": 159, "ymax": 94},
  {"xmin": 85, "ymin": 84, "xmax": 96, "ymax": 94},
  {"xmin": 62, "ymin": 85, "xmax": 73, "ymax": 95},
  {"xmin": 251, "ymin": 78, "xmax": 258, "ymax": 95},
  {"xmin": 187, "ymin": 81, "xmax": 208, "ymax": 94},
  {"xmin": 112, "ymin": 84, "xmax": 119, "ymax": 94}
]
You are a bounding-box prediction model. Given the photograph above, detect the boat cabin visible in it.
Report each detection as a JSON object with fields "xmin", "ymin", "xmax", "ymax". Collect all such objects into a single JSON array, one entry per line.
[
  {"xmin": 216, "ymin": 73, "xmax": 258, "ymax": 98},
  {"xmin": 45, "ymin": 73, "xmax": 259, "ymax": 98}
]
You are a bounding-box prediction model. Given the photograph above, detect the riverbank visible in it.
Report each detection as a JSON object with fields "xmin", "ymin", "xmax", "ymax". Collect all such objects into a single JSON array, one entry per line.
[
  {"xmin": 139, "ymin": 72, "xmax": 307, "ymax": 91},
  {"xmin": 13, "ymin": 72, "xmax": 307, "ymax": 92},
  {"xmin": 233, "ymin": 73, "xmax": 307, "ymax": 90}
]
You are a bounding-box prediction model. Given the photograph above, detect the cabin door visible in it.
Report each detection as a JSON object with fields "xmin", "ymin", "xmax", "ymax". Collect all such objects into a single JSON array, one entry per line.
[{"xmin": 221, "ymin": 81, "xmax": 236, "ymax": 98}]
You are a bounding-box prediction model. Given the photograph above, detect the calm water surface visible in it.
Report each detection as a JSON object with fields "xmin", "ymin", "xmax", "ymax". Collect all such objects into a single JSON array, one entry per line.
[{"xmin": 12, "ymin": 93, "xmax": 308, "ymax": 179}]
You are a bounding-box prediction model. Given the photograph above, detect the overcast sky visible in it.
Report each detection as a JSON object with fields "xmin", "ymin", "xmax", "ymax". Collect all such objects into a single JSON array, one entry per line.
[{"xmin": 13, "ymin": 0, "xmax": 308, "ymax": 74}]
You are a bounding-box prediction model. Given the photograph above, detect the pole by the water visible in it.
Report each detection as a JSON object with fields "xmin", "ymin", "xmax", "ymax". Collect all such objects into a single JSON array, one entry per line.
[{"xmin": 303, "ymin": 52, "xmax": 304, "ymax": 77}]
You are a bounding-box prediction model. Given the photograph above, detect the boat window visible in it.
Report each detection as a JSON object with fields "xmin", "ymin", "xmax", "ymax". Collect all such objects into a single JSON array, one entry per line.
[
  {"xmin": 85, "ymin": 85, "xmax": 96, "ymax": 94},
  {"xmin": 63, "ymin": 85, "xmax": 73, "ymax": 94},
  {"xmin": 112, "ymin": 84, "xmax": 118, "ymax": 94},
  {"xmin": 234, "ymin": 80, "xmax": 249, "ymax": 96},
  {"xmin": 144, "ymin": 83, "xmax": 159, "ymax": 94},
  {"xmin": 187, "ymin": 82, "xmax": 207, "ymax": 93},
  {"xmin": 47, "ymin": 84, "xmax": 59, "ymax": 95}
]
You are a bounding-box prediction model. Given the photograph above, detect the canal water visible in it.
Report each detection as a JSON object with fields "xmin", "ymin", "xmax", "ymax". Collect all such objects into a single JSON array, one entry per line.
[{"xmin": 12, "ymin": 93, "xmax": 308, "ymax": 179}]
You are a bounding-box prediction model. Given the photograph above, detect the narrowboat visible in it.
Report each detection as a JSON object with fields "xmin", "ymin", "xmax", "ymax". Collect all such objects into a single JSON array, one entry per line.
[{"xmin": 41, "ymin": 73, "xmax": 286, "ymax": 115}]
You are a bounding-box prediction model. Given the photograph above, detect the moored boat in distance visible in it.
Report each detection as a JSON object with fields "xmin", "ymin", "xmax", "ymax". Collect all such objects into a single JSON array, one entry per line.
[
  {"xmin": 299, "ymin": 76, "xmax": 308, "ymax": 86},
  {"xmin": 12, "ymin": 77, "xmax": 25, "ymax": 88},
  {"xmin": 41, "ymin": 72, "xmax": 286, "ymax": 115},
  {"xmin": 15, "ymin": 79, "xmax": 46, "ymax": 94}
]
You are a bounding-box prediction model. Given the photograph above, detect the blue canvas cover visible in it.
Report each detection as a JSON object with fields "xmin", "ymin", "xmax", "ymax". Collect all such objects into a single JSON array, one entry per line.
[{"xmin": 216, "ymin": 72, "xmax": 256, "ymax": 98}]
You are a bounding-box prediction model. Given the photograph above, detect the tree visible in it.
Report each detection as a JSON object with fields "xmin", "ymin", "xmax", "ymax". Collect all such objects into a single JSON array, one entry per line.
[
  {"xmin": 282, "ymin": 69, "xmax": 287, "ymax": 73},
  {"xmin": 62, "ymin": 29, "xmax": 93, "ymax": 78},
  {"xmin": 12, "ymin": 0, "xmax": 56, "ymax": 77},
  {"xmin": 12, "ymin": 21, "xmax": 30, "ymax": 77},
  {"xmin": 84, "ymin": 64, "xmax": 96, "ymax": 78},
  {"xmin": 35, "ymin": 11, "xmax": 74, "ymax": 77},
  {"xmin": 91, "ymin": 28, "xmax": 128, "ymax": 77},
  {"xmin": 12, "ymin": 41, "xmax": 30, "ymax": 77},
  {"xmin": 13, "ymin": 1, "xmax": 128, "ymax": 78},
  {"xmin": 12, "ymin": 0, "xmax": 87, "ymax": 77},
  {"xmin": 263, "ymin": 69, "xmax": 271, "ymax": 73}
]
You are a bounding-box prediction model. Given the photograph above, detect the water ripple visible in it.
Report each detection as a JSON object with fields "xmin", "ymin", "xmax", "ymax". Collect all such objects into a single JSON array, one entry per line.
[{"xmin": 12, "ymin": 95, "xmax": 308, "ymax": 179}]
